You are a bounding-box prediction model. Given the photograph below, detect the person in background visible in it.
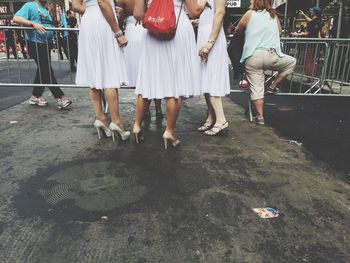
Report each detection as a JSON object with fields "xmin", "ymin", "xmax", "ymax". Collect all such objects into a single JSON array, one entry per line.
[
  {"xmin": 15, "ymin": 28, "xmax": 28, "ymax": 59},
  {"xmin": 235, "ymin": 0, "xmax": 296, "ymax": 125},
  {"xmin": 13, "ymin": 0, "xmax": 72, "ymax": 109},
  {"xmin": 4, "ymin": 20, "xmax": 18, "ymax": 59},
  {"xmin": 292, "ymin": 7, "xmax": 322, "ymax": 82},
  {"xmin": 66, "ymin": 10, "xmax": 78, "ymax": 73}
]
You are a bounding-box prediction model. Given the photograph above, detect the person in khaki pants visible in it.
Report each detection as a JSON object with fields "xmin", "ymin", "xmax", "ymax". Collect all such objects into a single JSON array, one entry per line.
[{"xmin": 235, "ymin": 0, "xmax": 296, "ymax": 125}]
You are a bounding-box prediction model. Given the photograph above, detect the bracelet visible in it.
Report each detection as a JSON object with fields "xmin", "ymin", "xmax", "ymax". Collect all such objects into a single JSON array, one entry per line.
[
  {"xmin": 208, "ymin": 39, "xmax": 215, "ymax": 44},
  {"xmin": 114, "ymin": 30, "xmax": 123, "ymax": 38}
]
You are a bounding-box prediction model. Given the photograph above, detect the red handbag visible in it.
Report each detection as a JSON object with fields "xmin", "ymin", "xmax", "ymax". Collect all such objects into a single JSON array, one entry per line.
[{"xmin": 142, "ymin": 0, "xmax": 184, "ymax": 40}]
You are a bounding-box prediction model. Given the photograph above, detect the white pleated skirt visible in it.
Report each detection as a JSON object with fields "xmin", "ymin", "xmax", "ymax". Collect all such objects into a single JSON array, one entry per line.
[
  {"xmin": 135, "ymin": 7, "xmax": 201, "ymax": 99},
  {"xmin": 76, "ymin": 4, "xmax": 128, "ymax": 89},
  {"xmin": 197, "ymin": 21, "xmax": 230, "ymax": 97},
  {"xmin": 124, "ymin": 16, "xmax": 147, "ymax": 87}
]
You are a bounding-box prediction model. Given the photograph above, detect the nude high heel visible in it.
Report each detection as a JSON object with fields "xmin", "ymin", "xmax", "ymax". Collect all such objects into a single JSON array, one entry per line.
[
  {"xmin": 133, "ymin": 125, "xmax": 143, "ymax": 144},
  {"xmin": 109, "ymin": 122, "xmax": 130, "ymax": 142},
  {"xmin": 163, "ymin": 130, "xmax": 181, "ymax": 149},
  {"xmin": 94, "ymin": 120, "xmax": 112, "ymax": 139}
]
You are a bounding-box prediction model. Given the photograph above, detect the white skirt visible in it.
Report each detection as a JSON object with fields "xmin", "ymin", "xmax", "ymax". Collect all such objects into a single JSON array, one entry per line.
[
  {"xmin": 124, "ymin": 16, "xmax": 147, "ymax": 87},
  {"xmin": 197, "ymin": 22, "xmax": 230, "ymax": 96},
  {"xmin": 76, "ymin": 5, "xmax": 128, "ymax": 89},
  {"xmin": 135, "ymin": 7, "xmax": 201, "ymax": 99}
]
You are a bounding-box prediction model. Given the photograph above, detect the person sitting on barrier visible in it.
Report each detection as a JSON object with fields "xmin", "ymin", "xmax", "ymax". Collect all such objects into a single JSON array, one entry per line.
[
  {"xmin": 13, "ymin": 0, "xmax": 72, "ymax": 109},
  {"xmin": 235, "ymin": 0, "xmax": 296, "ymax": 125}
]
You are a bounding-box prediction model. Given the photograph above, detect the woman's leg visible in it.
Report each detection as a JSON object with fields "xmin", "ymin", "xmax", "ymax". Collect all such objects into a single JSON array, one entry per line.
[
  {"xmin": 90, "ymin": 88, "xmax": 108, "ymax": 125},
  {"xmin": 205, "ymin": 93, "xmax": 216, "ymax": 123},
  {"xmin": 134, "ymin": 95, "xmax": 151, "ymax": 129},
  {"xmin": 198, "ymin": 94, "xmax": 215, "ymax": 130},
  {"xmin": 209, "ymin": 96, "xmax": 227, "ymax": 125},
  {"xmin": 252, "ymin": 99, "xmax": 264, "ymax": 120},
  {"xmin": 165, "ymin": 97, "xmax": 182, "ymax": 134},
  {"xmin": 104, "ymin": 88, "xmax": 126, "ymax": 131}
]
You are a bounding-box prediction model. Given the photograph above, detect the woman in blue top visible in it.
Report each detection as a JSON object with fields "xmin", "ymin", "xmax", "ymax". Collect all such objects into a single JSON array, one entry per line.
[
  {"xmin": 13, "ymin": 0, "xmax": 72, "ymax": 109},
  {"xmin": 235, "ymin": 0, "xmax": 296, "ymax": 125}
]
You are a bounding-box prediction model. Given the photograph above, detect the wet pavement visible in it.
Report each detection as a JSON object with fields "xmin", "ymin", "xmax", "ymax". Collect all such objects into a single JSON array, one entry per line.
[{"xmin": 0, "ymin": 88, "xmax": 349, "ymax": 262}]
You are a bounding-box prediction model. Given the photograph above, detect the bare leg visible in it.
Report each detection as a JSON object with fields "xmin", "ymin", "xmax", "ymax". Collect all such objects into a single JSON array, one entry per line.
[
  {"xmin": 165, "ymin": 97, "xmax": 182, "ymax": 134},
  {"xmin": 252, "ymin": 99, "xmax": 264, "ymax": 120},
  {"xmin": 90, "ymin": 89, "xmax": 108, "ymax": 126},
  {"xmin": 198, "ymin": 93, "xmax": 215, "ymax": 131},
  {"xmin": 209, "ymin": 96, "xmax": 227, "ymax": 125},
  {"xmin": 205, "ymin": 93, "xmax": 215, "ymax": 123},
  {"xmin": 134, "ymin": 95, "xmax": 151, "ymax": 129},
  {"xmin": 104, "ymin": 88, "xmax": 126, "ymax": 131}
]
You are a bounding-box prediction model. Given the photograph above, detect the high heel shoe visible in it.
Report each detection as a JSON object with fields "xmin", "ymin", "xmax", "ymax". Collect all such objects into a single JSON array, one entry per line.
[
  {"xmin": 94, "ymin": 119, "xmax": 112, "ymax": 139},
  {"xmin": 109, "ymin": 122, "xmax": 130, "ymax": 142},
  {"xmin": 133, "ymin": 125, "xmax": 143, "ymax": 144},
  {"xmin": 163, "ymin": 131, "xmax": 181, "ymax": 149}
]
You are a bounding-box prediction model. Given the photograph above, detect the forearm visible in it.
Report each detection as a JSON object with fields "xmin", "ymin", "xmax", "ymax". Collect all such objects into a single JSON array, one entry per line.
[
  {"xmin": 208, "ymin": 11, "xmax": 225, "ymax": 41},
  {"xmin": 72, "ymin": 0, "xmax": 86, "ymax": 14},
  {"xmin": 133, "ymin": 0, "xmax": 145, "ymax": 21},
  {"xmin": 303, "ymin": 14, "xmax": 312, "ymax": 22},
  {"xmin": 13, "ymin": 16, "xmax": 33, "ymax": 27},
  {"xmin": 98, "ymin": 0, "xmax": 121, "ymax": 32}
]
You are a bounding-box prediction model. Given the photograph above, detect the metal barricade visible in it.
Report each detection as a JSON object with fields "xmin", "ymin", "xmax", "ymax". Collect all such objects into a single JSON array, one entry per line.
[
  {"xmin": 0, "ymin": 26, "xmax": 82, "ymax": 88},
  {"xmin": 1, "ymin": 26, "xmax": 349, "ymax": 97}
]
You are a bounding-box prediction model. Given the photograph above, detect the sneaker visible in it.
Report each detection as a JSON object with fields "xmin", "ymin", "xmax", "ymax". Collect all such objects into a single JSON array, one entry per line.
[
  {"xmin": 29, "ymin": 95, "xmax": 48, "ymax": 107},
  {"xmin": 266, "ymin": 86, "xmax": 279, "ymax": 94},
  {"xmin": 252, "ymin": 117, "xmax": 265, "ymax": 125},
  {"xmin": 57, "ymin": 96, "xmax": 72, "ymax": 109}
]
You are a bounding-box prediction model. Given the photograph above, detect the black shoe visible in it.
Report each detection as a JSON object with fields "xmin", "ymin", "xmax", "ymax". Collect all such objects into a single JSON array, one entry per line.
[{"xmin": 266, "ymin": 86, "xmax": 279, "ymax": 94}]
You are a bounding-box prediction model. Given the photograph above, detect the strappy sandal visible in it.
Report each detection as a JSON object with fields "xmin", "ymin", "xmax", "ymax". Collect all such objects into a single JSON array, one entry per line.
[
  {"xmin": 204, "ymin": 122, "xmax": 229, "ymax": 136},
  {"xmin": 197, "ymin": 121, "xmax": 214, "ymax": 132}
]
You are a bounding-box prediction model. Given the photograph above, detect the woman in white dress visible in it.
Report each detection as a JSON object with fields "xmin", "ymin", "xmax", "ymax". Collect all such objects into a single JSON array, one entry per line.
[
  {"xmin": 116, "ymin": 0, "xmax": 163, "ymax": 119},
  {"xmin": 133, "ymin": 0, "xmax": 208, "ymax": 148},
  {"xmin": 197, "ymin": 0, "xmax": 230, "ymax": 135},
  {"xmin": 73, "ymin": 0, "xmax": 130, "ymax": 142}
]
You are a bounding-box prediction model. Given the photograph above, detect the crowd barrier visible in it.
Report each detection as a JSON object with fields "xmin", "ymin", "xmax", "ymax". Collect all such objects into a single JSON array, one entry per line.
[{"xmin": 0, "ymin": 26, "xmax": 349, "ymax": 97}]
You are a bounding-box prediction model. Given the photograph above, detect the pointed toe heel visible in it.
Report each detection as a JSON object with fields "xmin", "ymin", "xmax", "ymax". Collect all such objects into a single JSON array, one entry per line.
[
  {"xmin": 163, "ymin": 131, "xmax": 181, "ymax": 149},
  {"xmin": 94, "ymin": 120, "xmax": 112, "ymax": 139},
  {"xmin": 109, "ymin": 122, "xmax": 130, "ymax": 142}
]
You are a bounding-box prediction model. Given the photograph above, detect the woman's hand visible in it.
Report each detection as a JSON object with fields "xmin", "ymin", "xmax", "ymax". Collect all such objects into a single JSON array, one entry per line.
[
  {"xmin": 199, "ymin": 42, "xmax": 214, "ymax": 63},
  {"xmin": 33, "ymin": 23, "xmax": 46, "ymax": 34},
  {"xmin": 116, "ymin": 35, "xmax": 128, "ymax": 48}
]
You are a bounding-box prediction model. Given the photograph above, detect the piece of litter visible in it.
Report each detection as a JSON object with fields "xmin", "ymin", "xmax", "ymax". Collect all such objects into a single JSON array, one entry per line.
[
  {"xmin": 195, "ymin": 250, "xmax": 201, "ymax": 256},
  {"xmin": 101, "ymin": 216, "xmax": 108, "ymax": 220},
  {"xmin": 9, "ymin": 121, "xmax": 18, "ymax": 124},
  {"xmin": 288, "ymin": 140, "xmax": 303, "ymax": 146},
  {"xmin": 253, "ymin": 207, "xmax": 283, "ymax": 219}
]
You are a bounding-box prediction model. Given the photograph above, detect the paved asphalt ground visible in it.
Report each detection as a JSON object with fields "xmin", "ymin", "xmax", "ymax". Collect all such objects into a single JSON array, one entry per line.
[{"xmin": 0, "ymin": 86, "xmax": 349, "ymax": 262}]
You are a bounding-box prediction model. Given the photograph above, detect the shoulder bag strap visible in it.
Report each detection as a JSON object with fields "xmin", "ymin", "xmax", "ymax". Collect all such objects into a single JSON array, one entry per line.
[{"xmin": 175, "ymin": 0, "xmax": 185, "ymax": 32}]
